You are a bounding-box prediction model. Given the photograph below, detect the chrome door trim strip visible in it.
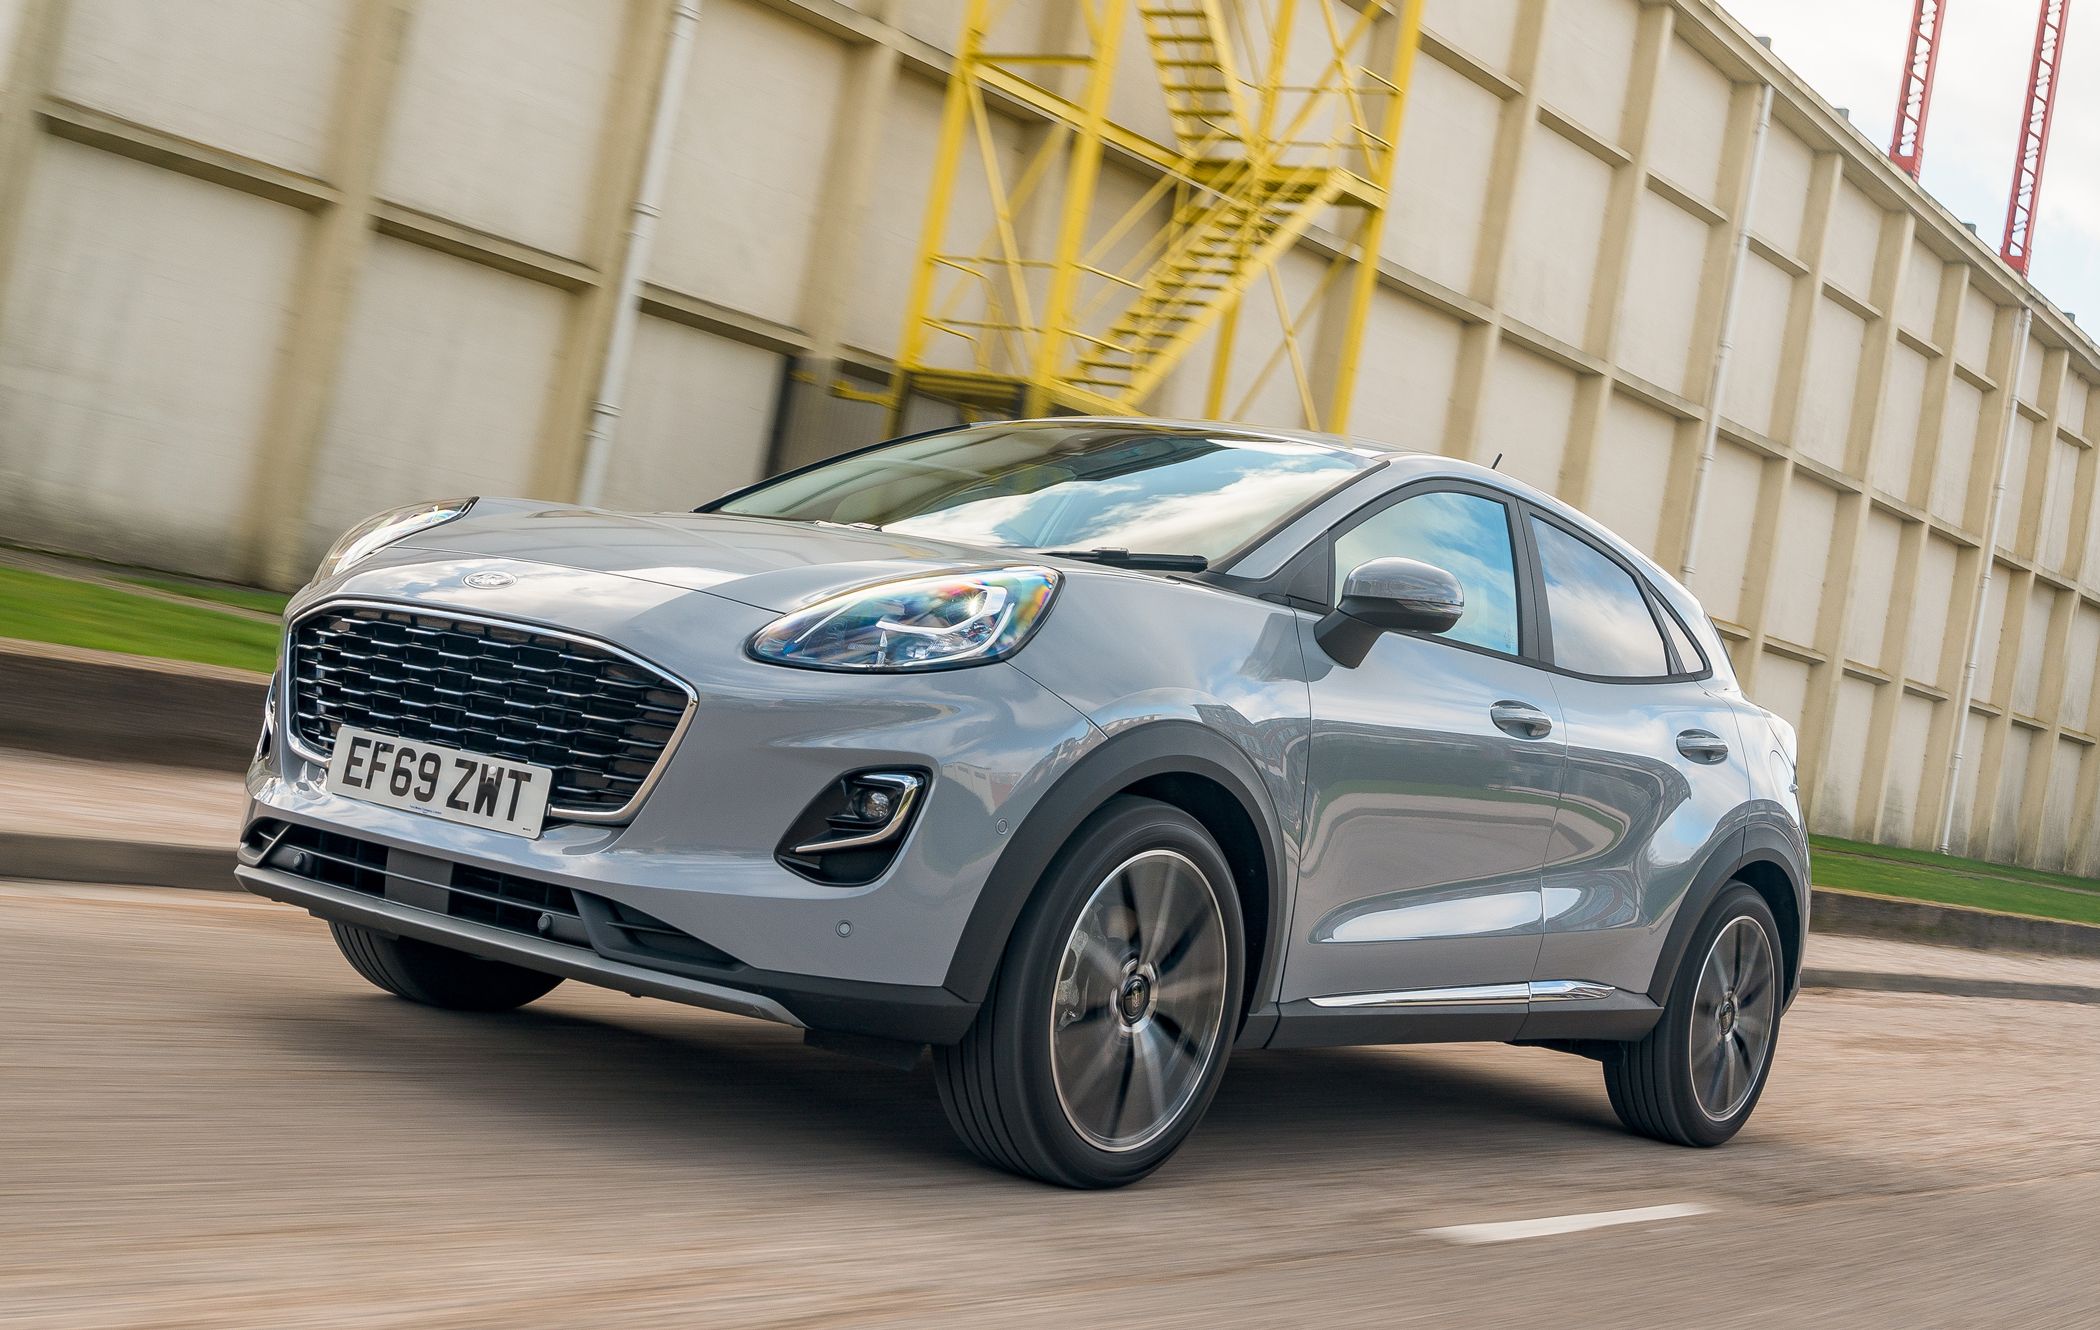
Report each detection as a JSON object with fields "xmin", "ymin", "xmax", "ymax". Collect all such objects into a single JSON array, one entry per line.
[
  {"xmin": 1308, "ymin": 979, "xmax": 1621, "ymax": 1009},
  {"xmin": 1309, "ymin": 983, "xmax": 1530, "ymax": 1008},
  {"xmin": 1527, "ymin": 979, "xmax": 1617, "ymax": 1002}
]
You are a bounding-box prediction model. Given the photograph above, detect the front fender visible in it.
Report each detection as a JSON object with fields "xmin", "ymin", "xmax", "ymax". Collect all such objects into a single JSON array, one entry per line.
[{"xmin": 941, "ymin": 719, "xmax": 1292, "ymax": 1019}]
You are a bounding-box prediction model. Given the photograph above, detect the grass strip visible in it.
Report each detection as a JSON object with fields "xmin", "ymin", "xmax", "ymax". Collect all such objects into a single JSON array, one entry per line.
[
  {"xmin": 1811, "ymin": 834, "xmax": 2100, "ymax": 928},
  {"xmin": 118, "ymin": 574, "xmax": 289, "ymax": 617},
  {"xmin": 0, "ymin": 566, "xmax": 279, "ymax": 674}
]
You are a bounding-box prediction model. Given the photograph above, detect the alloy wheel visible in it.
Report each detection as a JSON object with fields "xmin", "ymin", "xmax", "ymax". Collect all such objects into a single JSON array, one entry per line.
[
  {"xmin": 1689, "ymin": 915, "xmax": 1778, "ymax": 1121},
  {"xmin": 1048, "ymin": 849, "xmax": 1230, "ymax": 1152}
]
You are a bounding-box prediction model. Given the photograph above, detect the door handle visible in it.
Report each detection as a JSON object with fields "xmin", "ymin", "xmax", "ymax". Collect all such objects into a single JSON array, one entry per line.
[
  {"xmin": 1676, "ymin": 729, "xmax": 1730, "ymax": 763},
  {"xmin": 1489, "ymin": 701, "xmax": 1553, "ymax": 739}
]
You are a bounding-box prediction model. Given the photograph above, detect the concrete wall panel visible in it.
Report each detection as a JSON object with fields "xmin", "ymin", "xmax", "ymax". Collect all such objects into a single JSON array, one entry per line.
[
  {"xmin": 2062, "ymin": 376, "xmax": 2090, "ymax": 436},
  {"xmin": 2042, "ymin": 739, "xmax": 2082, "ymax": 869},
  {"xmin": 1988, "ymin": 724, "xmax": 2034, "ymax": 861},
  {"xmin": 1843, "ymin": 508, "xmax": 1902, "ymax": 668},
  {"xmin": 1722, "ymin": 254, "xmax": 1792, "ymax": 435},
  {"xmin": 1929, "ymin": 377, "xmax": 1983, "ymax": 524},
  {"xmin": 56, "ymin": 0, "xmax": 353, "ymax": 175},
  {"xmin": 1973, "ymin": 562, "xmax": 2010, "ymax": 701},
  {"xmin": 1821, "ymin": 177, "xmax": 1881, "ymax": 300},
  {"xmin": 1479, "ymin": 343, "xmax": 1577, "ymax": 493},
  {"xmin": 1896, "ymin": 248, "xmax": 1941, "ymax": 337},
  {"xmin": 1999, "ymin": 413, "xmax": 2036, "ymax": 554},
  {"xmin": 1796, "ymin": 299, "xmax": 1864, "ymax": 468},
  {"xmin": 652, "ymin": 0, "xmax": 848, "ymax": 324},
  {"xmin": 1687, "ymin": 441, "xmax": 1763, "ymax": 623},
  {"xmin": 1348, "ymin": 296, "xmax": 1465, "ymax": 455},
  {"xmin": 1503, "ymin": 125, "xmax": 1610, "ymax": 347},
  {"xmin": 2065, "ymin": 607, "xmax": 2100, "ymax": 734},
  {"xmin": 302, "ymin": 238, "xmax": 566, "ymax": 559},
  {"xmin": 594, "ymin": 316, "xmax": 780, "ymax": 511},
  {"xmin": 1872, "ymin": 343, "xmax": 1928, "ymax": 500},
  {"xmin": 1757, "ymin": 652, "xmax": 1811, "ymax": 733},
  {"xmin": 1767, "ymin": 475, "xmax": 1835, "ymax": 645},
  {"xmin": 1905, "ymin": 533, "xmax": 1960, "ymax": 687},
  {"xmin": 0, "ymin": 0, "xmax": 26, "ymax": 72},
  {"xmin": 1955, "ymin": 286, "xmax": 1997, "ymax": 369},
  {"xmin": 0, "ymin": 141, "xmax": 300, "ymax": 579},
  {"xmin": 1535, "ymin": 0, "xmax": 1636, "ymax": 140},
  {"xmin": 2040, "ymin": 433, "xmax": 2079, "ymax": 571},
  {"xmin": 1585, "ymin": 394, "xmax": 1676, "ymax": 555},
  {"xmin": 1882, "ymin": 691, "xmax": 1936, "ymax": 838},
  {"xmin": 1750, "ymin": 125, "xmax": 1813, "ymax": 256},
  {"xmin": 379, "ymin": 0, "xmax": 625, "ymax": 258},
  {"xmin": 1423, "ymin": 0, "xmax": 1519, "ymax": 76},
  {"xmin": 2012, "ymin": 582, "xmax": 2054, "ymax": 718},
  {"xmin": 1617, "ymin": 190, "xmax": 1707, "ymax": 395},
  {"xmin": 1648, "ymin": 36, "xmax": 1732, "ymax": 204},
  {"xmin": 1814, "ymin": 675, "xmax": 1877, "ymax": 837},
  {"xmin": 1384, "ymin": 51, "xmax": 1501, "ymax": 294}
]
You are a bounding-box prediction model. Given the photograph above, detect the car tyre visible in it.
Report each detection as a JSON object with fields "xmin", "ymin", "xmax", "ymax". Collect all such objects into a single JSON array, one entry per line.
[
  {"xmin": 935, "ymin": 796, "xmax": 1245, "ymax": 1188},
  {"xmin": 1603, "ymin": 884, "xmax": 1784, "ymax": 1147},
  {"xmin": 330, "ymin": 922, "xmax": 564, "ymax": 1011}
]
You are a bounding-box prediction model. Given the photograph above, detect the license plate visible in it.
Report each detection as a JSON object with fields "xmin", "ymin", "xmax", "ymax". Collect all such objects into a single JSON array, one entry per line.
[{"xmin": 324, "ymin": 725, "xmax": 553, "ymax": 839}]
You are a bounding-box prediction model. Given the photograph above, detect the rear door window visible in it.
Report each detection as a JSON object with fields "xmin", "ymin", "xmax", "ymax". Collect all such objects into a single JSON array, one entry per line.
[{"xmin": 1529, "ymin": 518, "xmax": 1670, "ymax": 679}]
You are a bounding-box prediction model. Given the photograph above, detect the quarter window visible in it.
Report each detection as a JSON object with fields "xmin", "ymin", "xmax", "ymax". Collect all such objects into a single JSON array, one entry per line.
[
  {"xmin": 1334, "ymin": 490, "xmax": 1520, "ymax": 655},
  {"xmin": 1659, "ymin": 603, "xmax": 1706, "ymax": 674},
  {"xmin": 1530, "ymin": 518, "xmax": 1670, "ymax": 678}
]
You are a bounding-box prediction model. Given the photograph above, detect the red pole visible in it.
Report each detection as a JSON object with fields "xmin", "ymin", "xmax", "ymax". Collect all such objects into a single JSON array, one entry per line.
[
  {"xmin": 2002, "ymin": 0, "xmax": 2070, "ymax": 276},
  {"xmin": 1889, "ymin": 0, "xmax": 1947, "ymax": 178}
]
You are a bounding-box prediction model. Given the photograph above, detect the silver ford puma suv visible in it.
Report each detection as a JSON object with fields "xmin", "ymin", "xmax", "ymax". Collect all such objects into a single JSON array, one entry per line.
[{"xmin": 238, "ymin": 418, "xmax": 1808, "ymax": 1188}]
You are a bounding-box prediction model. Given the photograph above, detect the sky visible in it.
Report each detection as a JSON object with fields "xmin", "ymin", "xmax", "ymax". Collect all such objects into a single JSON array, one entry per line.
[{"xmin": 1722, "ymin": 0, "xmax": 2098, "ymax": 326}]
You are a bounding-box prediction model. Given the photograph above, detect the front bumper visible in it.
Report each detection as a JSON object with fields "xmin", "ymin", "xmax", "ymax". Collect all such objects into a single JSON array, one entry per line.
[
  {"xmin": 238, "ymin": 859, "xmax": 804, "ymax": 1026},
  {"xmin": 242, "ymin": 557, "xmax": 1103, "ymax": 1038}
]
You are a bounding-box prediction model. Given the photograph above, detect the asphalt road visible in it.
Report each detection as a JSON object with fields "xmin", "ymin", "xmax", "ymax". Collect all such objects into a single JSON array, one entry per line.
[{"xmin": 5, "ymin": 882, "xmax": 2097, "ymax": 1329}]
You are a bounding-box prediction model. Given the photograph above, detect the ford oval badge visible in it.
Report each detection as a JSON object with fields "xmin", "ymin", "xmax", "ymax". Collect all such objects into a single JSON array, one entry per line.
[{"xmin": 463, "ymin": 571, "xmax": 516, "ymax": 590}]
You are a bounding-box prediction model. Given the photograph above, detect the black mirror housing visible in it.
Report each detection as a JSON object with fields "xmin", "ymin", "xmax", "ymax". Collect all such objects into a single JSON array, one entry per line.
[{"xmin": 1314, "ymin": 556, "xmax": 1466, "ymax": 667}]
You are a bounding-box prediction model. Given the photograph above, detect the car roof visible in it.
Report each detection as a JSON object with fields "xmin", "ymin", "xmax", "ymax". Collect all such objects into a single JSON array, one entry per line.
[
  {"xmin": 948, "ymin": 417, "xmax": 1712, "ymax": 605},
  {"xmin": 1050, "ymin": 418, "xmax": 1724, "ymax": 663}
]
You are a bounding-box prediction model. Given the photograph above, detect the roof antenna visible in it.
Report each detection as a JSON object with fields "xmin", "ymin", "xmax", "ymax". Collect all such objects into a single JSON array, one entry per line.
[{"xmin": 1491, "ymin": 452, "xmax": 1504, "ymax": 470}]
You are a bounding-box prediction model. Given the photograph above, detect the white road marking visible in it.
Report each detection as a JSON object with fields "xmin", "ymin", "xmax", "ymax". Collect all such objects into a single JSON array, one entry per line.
[{"xmin": 1421, "ymin": 1202, "xmax": 1712, "ymax": 1246}]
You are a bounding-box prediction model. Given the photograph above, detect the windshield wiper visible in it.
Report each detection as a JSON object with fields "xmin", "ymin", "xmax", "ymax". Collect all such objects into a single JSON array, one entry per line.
[{"xmin": 1042, "ymin": 548, "xmax": 1210, "ymax": 572}]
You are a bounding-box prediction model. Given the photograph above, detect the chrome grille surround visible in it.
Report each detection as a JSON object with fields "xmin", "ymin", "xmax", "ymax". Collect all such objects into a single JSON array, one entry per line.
[{"xmin": 285, "ymin": 599, "xmax": 697, "ymax": 823}]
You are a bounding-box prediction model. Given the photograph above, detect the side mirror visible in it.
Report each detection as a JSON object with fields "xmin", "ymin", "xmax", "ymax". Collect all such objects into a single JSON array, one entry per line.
[{"xmin": 1314, "ymin": 557, "xmax": 1465, "ymax": 667}]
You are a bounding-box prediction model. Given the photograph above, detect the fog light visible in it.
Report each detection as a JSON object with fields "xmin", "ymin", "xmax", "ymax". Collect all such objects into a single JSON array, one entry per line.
[{"xmin": 778, "ymin": 770, "xmax": 928, "ymax": 883}]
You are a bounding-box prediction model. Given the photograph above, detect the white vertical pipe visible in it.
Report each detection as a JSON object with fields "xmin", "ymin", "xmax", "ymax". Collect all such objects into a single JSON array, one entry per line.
[
  {"xmin": 1937, "ymin": 306, "xmax": 2036, "ymax": 853},
  {"xmin": 1680, "ymin": 82, "xmax": 1774, "ymax": 582},
  {"xmin": 577, "ymin": 0, "xmax": 703, "ymax": 509}
]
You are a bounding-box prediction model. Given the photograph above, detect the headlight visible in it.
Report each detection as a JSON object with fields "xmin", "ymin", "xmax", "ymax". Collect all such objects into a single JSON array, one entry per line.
[
  {"xmin": 315, "ymin": 498, "xmax": 475, "ymax": 580},
  {"xmin": 749, "ymin": 568, "xmax": 1059, "ymax": 672}
]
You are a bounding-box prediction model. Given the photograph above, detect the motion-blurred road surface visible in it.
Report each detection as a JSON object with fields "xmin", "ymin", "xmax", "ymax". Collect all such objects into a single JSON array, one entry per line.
[{"xmin": 4, "ymin": 881, "xmax": 2096, "ymax": 1329}]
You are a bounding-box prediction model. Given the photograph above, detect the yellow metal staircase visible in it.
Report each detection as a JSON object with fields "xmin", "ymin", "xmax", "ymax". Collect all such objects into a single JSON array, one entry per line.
[
  {"xmin": 892, "ymin": 0, "xmax": 1424, "ymax": 428},
  {"xmin": 1137, "ymin": 3, "xmax": 1250, "ymax": 155},
  {"xmin": 1069, "ymin": 167, "xmax": 1341, "ymax": 399}
]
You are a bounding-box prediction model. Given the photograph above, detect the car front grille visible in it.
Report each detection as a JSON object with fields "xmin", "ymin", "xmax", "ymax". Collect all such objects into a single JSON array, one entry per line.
[{"xmin": 287, "ymin": 603, "xmax": 692, "ymax": 820}]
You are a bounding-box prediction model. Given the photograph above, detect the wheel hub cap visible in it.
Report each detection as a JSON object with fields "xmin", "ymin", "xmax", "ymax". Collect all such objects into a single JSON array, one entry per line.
[{"xmin": 1117, "ymin": 967, "xmax": 1158, "ymax": 1026}]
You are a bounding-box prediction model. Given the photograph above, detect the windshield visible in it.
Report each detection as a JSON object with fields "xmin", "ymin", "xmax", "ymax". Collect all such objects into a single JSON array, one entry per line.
[{"xmin": 715, "ymin": 424, "xmax": 1374, "ymax": 561}]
